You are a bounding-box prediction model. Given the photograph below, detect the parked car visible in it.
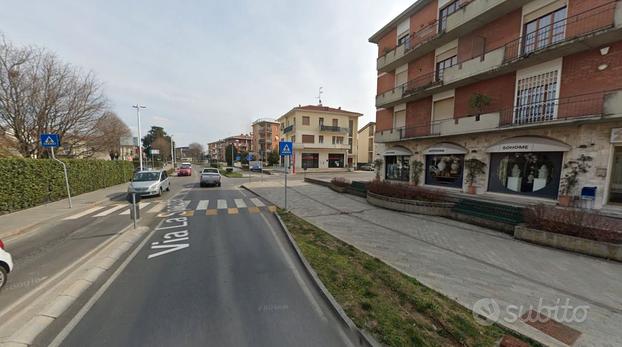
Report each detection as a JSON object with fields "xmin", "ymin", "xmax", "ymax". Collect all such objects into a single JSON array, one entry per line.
[
  {"xmin": 128, "ymin": 170, "xmax": 171, "ymax": 197},
  {"xmin": 200, "ymin": 168, "xmax": 222, "ymax": 187},
  {"xmin": 0, "ymin": 239, "xmax": 14, "ymax": 291},
  {"xmin": 178, "ymin": 163, "xmax": 192, "ymax": 176},
  {"xmin": 359, "ymin": 163, "xmax": 374, "ymax": 171}
]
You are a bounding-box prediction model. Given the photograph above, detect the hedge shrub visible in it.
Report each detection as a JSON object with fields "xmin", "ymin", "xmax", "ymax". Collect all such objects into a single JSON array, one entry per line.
[{"xmin": 0, "ymin": 158, "xmax": 134, "ymax": 213}]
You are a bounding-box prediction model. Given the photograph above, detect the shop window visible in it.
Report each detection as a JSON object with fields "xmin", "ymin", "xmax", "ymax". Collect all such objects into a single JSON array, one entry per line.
[
  {"xmin": 488, "ymin": 152, "xmax": 562, "ymax": 198},
  {"xmin": 425, "ymin": 154, "xmax": 464, "ymax": 188},
  {"xmin": 385, "ymin": 155, "xmax": 410, "ymax": 181},
  {"xmin": 302, "ymin": 134, "xmax": 314, "ymax": 143},
  {"xmin": 302, "ymin": 116, "xmax": 310, "ymax": 125},
  {"xmin": 514, "ymin": 70, "xmax": 558, "ymax": 124},
  {"xmin": 523, "ymin": 7, "xmax": 567, "ymax": 55},
  {"xmin": 608, "ymin": 147, "xmax": 622, "ymax": 204},
  {"xmin": 302, "ymin": 153, "xmax": 319, "ymax": 169},
  {"xmin": 328, "ymin": 153, "xmax": 344, "ymax": 168}
]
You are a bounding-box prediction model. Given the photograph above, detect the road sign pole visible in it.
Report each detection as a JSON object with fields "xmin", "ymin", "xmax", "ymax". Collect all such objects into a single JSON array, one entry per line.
[
  {"xmin": 51, "ymin": 147, "xmax": 72, "ymax": 208},
  {"xmin": 132, "ymin": 193, "xmax": 137, "ymax": 229}
]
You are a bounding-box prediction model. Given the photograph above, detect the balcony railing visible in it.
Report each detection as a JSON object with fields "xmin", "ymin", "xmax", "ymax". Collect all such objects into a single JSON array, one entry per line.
[
  {"xmin": 503, "ymin": 1, "xmax": 617, "ymax": 63},
  {"xmin": 375, "ymin": 90, "xmax": 619, "ymax": 142},
  {"xmin": 320, "ymin": 125, "xmax": 349, "ymax": 133},
  {"xmin": 376, "ymin": 1, "xmax": 619, "ymax": 107},
  {"xmin": 283, "ymin": 125, "xmax": 294, "ymax": 134}
]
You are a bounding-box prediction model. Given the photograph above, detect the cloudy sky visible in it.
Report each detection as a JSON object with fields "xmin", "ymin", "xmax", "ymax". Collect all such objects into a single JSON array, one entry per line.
[{"xmin": 0, "ymin": 0, "xmax": 412, "ymax": 146}]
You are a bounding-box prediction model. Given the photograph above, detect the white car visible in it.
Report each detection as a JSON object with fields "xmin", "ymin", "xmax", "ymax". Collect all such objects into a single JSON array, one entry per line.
[
  {"xmin": 127, "ymin": 170, "xmax": 171, "ymax": 197},
  {"xmin": 0, "ymin": 239, "xmax": 14, "ymax": 290}
]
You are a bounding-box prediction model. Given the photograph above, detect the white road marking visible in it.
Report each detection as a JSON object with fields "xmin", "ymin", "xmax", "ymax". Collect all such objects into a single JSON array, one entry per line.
[
  {"xmin": 63, "ymin": 206, "xmax": 105, "ymax": 220},
  {"xmin": 147, "ymin": 202, "xmax": 166, "ymax": 213},
  {"xmin": 250, "ymin": 198, "xmax": 265, "ymax": 207},
  {"xmin": 93, "ymin": 205, "xmax": 126, "ymax": 217},
  {"xmin": 234, "ymin": 199, "xmax": 247, "ymax": 208},
  {"xmin": 119, "ymin": 202, "xmax": 150, "ymax": 215},
  {"xmin": 196, "ymin": 200, "xmax": 210, "ymax": 210},
  {"xmin": 217, "ymin": 199, "xmax": 227, "ymax": 209}
]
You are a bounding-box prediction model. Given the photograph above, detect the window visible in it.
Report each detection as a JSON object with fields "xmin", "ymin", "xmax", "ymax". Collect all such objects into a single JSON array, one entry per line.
[
  {"xmin": 514, "ymin": 70, "xmax": 559, "ymax": 124},
  {"xmin": 302, "ymin": 116, "xmax": 310, "ymax": 125},
  {"xmin": 488, "ymin": 152, "xmax": 563, "ymax": 198},
  {"xmin": 435, "ymin": 55, "xmax": 457, "ymax": 81},
  {"xmin": 319, "ymin": 117, "xmax": 324, "ymax": 126},
  {"xmin": 425, "ymin": 154, "xmax": 464, "ymax": 188},
  {"xmin": 328, "ymin": 153, "xmax": 345, "ymax": 168},
  {"xmin": 368, "ymin": 126, "xmax": 374, "ymax": 136},
  {"xmin": 348, "ymin": 120, "xmax": 354, "ymax": 136},
  {"xmin": 302, "ymin": 134, "xmax": 314, "ymax": 143},
  {"xmin": 318, "ymin": 135, "xmax": 324, "ymax": 143},
  {"xmin": 291, "ymin": 136, "xmax": 295, "ymax": 143},
  {"xmin": 385, "ymin": 155, "xmax": 410, "ymax": 181},
  {"xmin": 301, "ymin": 153, "xmax": 319, "ymax": 168},
  {"xmin": 332, "ymin": 136, "xmax": 344, "ymax": 144},
  {"xmin": 439, "ymin": 0, "xmax": 459, "ymax": 32},
  {"xmin": 398, "ymin": 34, "xmax": 410, "ymax": 47},
  {"xmin": 523, "ymin": 7, "xmax": 567, "ymax": 54},
  {"xmin": 332, "ymin": 119, "xmax": 338, "ymax": 127}
]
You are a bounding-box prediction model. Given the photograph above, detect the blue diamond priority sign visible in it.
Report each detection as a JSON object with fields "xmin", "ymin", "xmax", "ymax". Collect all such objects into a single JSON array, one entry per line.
[
  {"xmin": 279, "ymin": 141, "xmax": 293, "ymax": 157},
  {"xmin": 40, "ymin": 133, "xmax": 60, "ymax": 148}
]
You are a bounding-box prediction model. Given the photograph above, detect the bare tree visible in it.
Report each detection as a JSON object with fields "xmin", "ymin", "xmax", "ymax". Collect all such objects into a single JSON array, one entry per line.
[
  {"xmin": 89, "ymin": 111, "xmax": 131, "ymax": 159},
  {"xmin": 188, "ymin": 142, "xmax": 204, "ymax": 162},
  {"xmin": 0, "ymin": 35, "xmax": 107, "ymax": 158},
  {"xmin": 151, "ymin": 136, "xmax": 171, "ymax": 161}
]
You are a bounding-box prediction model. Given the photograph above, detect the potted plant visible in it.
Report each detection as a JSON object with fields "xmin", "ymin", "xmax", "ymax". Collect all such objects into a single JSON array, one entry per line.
[
  {"xmin": 559, "ymin": 154, "xmax": 592, "ymax": 207},
  {"xmin": 411, "ymin": 160, "xmax": 424, "ymax": 185},
  {"xmin": 373, "ymin": 158, "xmax": 384, "ymax": 180},
  {"xmin": 468, "ymin": 93, "xmax": 491, "ymax": 116},
  {"xmin": 464, "ymin": 158, "xmax": 487, "ymax": 194}
]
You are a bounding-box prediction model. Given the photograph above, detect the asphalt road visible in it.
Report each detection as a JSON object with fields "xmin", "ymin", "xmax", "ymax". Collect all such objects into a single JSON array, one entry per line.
[{"xmin": 54, "ymin": 176, "xmax": 353, "ymax": 347}]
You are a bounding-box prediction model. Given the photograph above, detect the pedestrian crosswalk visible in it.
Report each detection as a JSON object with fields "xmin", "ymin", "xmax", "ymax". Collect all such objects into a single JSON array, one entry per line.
[{"xmin": 62, "ymin": 197, "xmax": 276, "ymax": 220}]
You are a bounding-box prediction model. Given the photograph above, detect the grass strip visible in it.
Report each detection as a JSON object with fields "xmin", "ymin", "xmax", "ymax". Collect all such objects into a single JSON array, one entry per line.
[
  {"xmin": 219, "ymin": 169, "xmax": 244, "ymax": 178},
  {"xmin": 278, "ymin": 210, "xmax": 540, "ymax": 347}
]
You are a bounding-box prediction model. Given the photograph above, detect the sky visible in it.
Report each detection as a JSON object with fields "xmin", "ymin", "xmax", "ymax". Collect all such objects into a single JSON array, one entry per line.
[{"xmin": 0, "ymin": 0, "xmax": 412, "ymax": 147}]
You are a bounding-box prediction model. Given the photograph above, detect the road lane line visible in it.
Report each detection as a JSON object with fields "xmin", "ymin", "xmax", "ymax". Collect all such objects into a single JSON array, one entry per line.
[
  {"xmin": 258, "ymin": 213, "xmax": 327, "ymax": 321},
  {"xmin": 119, "ymin": 202, "xmax": 150, "ymax": 215},
  {"xmin": 196, "ymin": 200, "xmax": 210, "ymax": 210},
  {"xmin": 217, "ymin": 199, "xmax": 227, "ymax": 209},
  {"xmin": 93, "ymin": 205, "xmax": 126, "ymax": 217},
  {"xmin": 63, "ymin": 206, "xmax": 105, "ymax": 220},
  {"xmin": 234, "ymin": 199, "xmax": 247, "ymax": 208},
  {"xmin": 249, "ymin": 198, "xmax": 265, "ymax": 207},
  {"xmin": 147, "ymin": 202, "xmax": 166, "ymax": 213}
]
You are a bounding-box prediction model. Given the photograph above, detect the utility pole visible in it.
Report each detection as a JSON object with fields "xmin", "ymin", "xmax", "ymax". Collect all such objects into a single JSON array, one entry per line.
[
  {"xmin": 170, "ymin": 136, "xmax": 175, "ymax": 168},
  {"xmin": 132, "ymin": 104, "xmax": 146, "ymax": 171}
]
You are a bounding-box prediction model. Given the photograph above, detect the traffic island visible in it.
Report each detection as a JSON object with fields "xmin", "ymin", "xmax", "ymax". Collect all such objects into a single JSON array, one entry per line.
[{"xmin": 277, "ymin": 210, "xmax": 540, "ymax": 347}]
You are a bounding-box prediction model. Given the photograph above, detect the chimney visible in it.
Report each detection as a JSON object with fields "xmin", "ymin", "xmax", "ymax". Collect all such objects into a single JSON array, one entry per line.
[{"xmin": 338, "ymin": 107, "xmax": 341, "ymax": 110}]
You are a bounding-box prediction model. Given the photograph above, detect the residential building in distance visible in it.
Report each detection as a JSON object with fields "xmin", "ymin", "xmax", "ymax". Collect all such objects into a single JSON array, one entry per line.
[
  {"xmin": 357, "ymin": 122, "xmax": 376, "ymax": 165},
  {"xmin": 207, "ymin": 141, "xmax": 224, "ymax": 162},
  {"xmin": 277, "ymin": 105, "xmax": 361, "ymax": 171},
  {"xmin": 370, "ymin": 0, "xmax": 622, "ymax": 209},
  {"xmin": 251, "ymin": 118, "xmax": 280, "ymax": 161},
  {"xmin": 209, "ymin": 134, "xmax": 253, "ymax": 162}
]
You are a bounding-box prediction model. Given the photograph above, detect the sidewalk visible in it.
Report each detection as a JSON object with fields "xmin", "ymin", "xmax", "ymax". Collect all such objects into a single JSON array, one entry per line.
[
  {"xmin": 0, "ymin": 182, "xmax": 129, "ymax": 240},
  {"xmin": 243, "ymin": 180, "xmax": 622, "ymax": 347}
]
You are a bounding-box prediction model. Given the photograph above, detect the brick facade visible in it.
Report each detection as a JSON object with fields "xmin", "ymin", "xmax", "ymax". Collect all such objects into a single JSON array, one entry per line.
[
  {"xmin": 376, "ymin": 108, "xmax": 394, "ymax": 131},
  {"xmin": 454, "ymin": 72, "xmax": 516, "ymax": 119},
  {"xmin": 377, "ymin": 72, "xmax": 396, "ymax": 95},
  {"xmin": 405, "ymin": 97, "xmax": 433, "ymax": 137},
  {"xmin": 457, "ymin": 9, "xmax": 521, "ymax": 63},
  {"xmin": 377, "ymin": 28, "xmax": 397, "ymax": 57}
]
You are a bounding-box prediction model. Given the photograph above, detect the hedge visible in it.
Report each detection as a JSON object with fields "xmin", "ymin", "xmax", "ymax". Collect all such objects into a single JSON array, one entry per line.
[{"xmin": 0, "ymin": 158, "xmax": 134, "ymax": 213}]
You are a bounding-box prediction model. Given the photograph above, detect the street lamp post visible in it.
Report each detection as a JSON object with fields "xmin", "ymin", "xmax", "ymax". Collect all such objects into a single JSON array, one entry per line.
[
  {"xmin": 170, "ymin": 135, "xmax": 175, "ymax": 168},
  {"xmin": 132, "ymin": 104, "xmax": 146, "ymax": 171}
]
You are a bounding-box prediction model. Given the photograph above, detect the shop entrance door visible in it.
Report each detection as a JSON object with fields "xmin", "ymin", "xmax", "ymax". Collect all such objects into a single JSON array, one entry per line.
[{"xmin": 609, "ymin": 147, "xmax": 622, "ymax": 204}]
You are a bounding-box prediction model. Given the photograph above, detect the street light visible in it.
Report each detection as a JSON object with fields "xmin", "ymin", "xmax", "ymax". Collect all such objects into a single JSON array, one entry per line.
[{"xmin": 132, "ymin": 104, "xmax": 146, "ymax": 171}]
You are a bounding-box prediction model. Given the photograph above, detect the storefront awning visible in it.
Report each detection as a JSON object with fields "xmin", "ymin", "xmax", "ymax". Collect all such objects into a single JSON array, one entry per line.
[
  {"xmin": 382, "ymin": 146, "xmax": 412, "ymax": 156},
  {"xmin": 423, "ymin": 142, "xmax": 468, "ymax": 155},
  {"xmin": 486, "ymin": 136, "xmax": 571, "ymax": 153}
]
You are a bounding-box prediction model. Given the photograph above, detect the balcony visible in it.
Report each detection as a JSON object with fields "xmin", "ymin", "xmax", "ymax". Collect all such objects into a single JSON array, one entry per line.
[
  {"xmin": 320, "ymin": 125, "xmax": 349, "ymax": 133},
  {"xmin": 293, "ymin": 143, "xmax": 350, "ymax": 150},
  {"xmin": 283, "ymin": 124, "xmax": 294, "ymax": 134},
  {"xmin": 376, "ymin": 0, "xmax": 528, "ymax": 73},
  {"xmin": 375, "ymin": 90, "xmax": 622, "ymax": 143},
  {"xmin": 375, "ymin": 1, "xmax": 621, "ymax": 108}
]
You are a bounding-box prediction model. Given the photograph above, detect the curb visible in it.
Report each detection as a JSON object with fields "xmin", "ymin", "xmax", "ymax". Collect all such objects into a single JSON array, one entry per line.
[
  {"xmin": 0, "ymin": 224, "xmax": 149, "ymax": 347},
  {"xmin": 0, "ymin": 185, "xmax": 129, "ymax": 241},
  {"xmin": 274, "ymin": 213, "xmax": 381, "ymax": 347}
]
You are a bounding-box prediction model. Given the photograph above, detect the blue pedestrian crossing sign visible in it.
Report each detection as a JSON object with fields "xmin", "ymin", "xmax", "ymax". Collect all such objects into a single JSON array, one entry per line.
[
  {"xmin": 246, "ymin": 154, "xmax": 253, "ymax": 161},
  {"xmin": 40, "ymin": 133, "xmax": 60, "ymax": 148},
  {"xmin": 279, "ymin": 141, "xmax": 293, "ymax": 157}
]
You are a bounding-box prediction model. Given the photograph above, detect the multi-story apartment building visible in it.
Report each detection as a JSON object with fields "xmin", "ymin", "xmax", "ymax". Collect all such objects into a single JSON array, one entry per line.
[
  {"xmin": 251, "ymin": 118, "xmax": 280, "ymax": 161},
  {"xmin": 207, "ymin": 141, "xmax": 223, "ymax": 161},
  {"xmin": 277, "ymin": 105, "xmax": 361, "ymax": 171},
  {"xmin": 370, "ymin": 0, "xmax": 622, "ymax": 209},
  {"xmin": 207, "ymin": 134, "xmax": 251, "ymax": 162},
  {"xmin": 357, "ymin": 122, "xmax": 376, "ymax": 164}
]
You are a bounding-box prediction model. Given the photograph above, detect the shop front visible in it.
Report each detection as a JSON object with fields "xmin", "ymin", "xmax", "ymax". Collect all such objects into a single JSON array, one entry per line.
[
  {"xmin": 486, "ymin": 136, "xmax": 570, "ymax": 199},
  {"xmin": 424, "ymin": 143, "xmax": 467, "ymax": 189},
  {"xmin": 301, "ymin": 153, "xmax": 319, "ymax": 169},
  {"xmin": 328, "ymin": 153, "xmax": 345, "ymax": 168},
  {"xmin": 383, "ymin": 146, "xmax": 411, "ymax": 181}
]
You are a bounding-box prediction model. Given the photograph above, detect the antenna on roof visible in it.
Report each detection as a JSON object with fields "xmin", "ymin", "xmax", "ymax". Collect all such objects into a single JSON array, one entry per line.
[{"xmin": 316, "ymin": 86, "xmax": 323, "ymax": 105}]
